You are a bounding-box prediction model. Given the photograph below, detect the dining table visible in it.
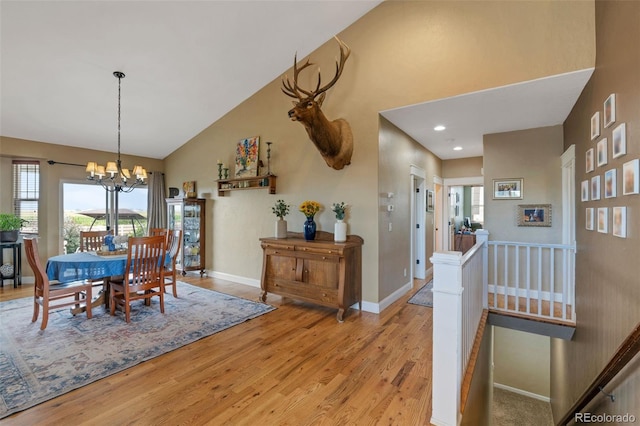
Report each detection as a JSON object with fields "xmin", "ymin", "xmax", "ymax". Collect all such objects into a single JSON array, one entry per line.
[{"xmin": 46, "ymin": 250, "xmax": 170, "ymax": 314}]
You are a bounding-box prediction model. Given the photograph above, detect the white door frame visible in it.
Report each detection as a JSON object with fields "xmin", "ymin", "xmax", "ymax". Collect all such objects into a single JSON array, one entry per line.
[
  {"xmin": 410, "ymin": 165, "xmax": 426, "ymax": 280},
  {"xmin": 441, "ymin": 176, "xmax": 484, "ymax": 251},
  {"xmin": 433, "ymin": 175, "xmax": 443, "ymax": 253}
]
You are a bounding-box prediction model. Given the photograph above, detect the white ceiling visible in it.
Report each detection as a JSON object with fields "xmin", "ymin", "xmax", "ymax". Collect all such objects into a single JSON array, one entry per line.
[
  {"xmin": 381, "ymin": 69, "xmax": 594, "ymax": 160},
  {"xmin": 1, "ymin": 1, "xmax": 592, "ymax": 162}
]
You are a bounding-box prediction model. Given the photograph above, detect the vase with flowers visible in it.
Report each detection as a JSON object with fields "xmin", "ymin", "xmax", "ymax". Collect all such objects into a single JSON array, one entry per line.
[
  {"xmin": 299, "ymin": 200, "xmax": 321, "ymax": 241},
  {"xmin": 272, "ymin": 199, "xmax": 290, "ymax": 239},
  {"xmin": 331, "ymin": 202, "xmax": 348, "ymax": 242}
]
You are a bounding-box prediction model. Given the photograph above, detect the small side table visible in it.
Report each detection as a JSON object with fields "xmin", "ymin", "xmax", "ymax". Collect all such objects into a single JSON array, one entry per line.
[{"xmin": 0, "ymin": 242, "xmax": 22, "ymax": 288}]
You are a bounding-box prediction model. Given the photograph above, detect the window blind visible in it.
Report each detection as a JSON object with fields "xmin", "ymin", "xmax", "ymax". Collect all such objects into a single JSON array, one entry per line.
[{"xmin": 12, "ymin": 160, "xmax": 39, "ymax": 234}]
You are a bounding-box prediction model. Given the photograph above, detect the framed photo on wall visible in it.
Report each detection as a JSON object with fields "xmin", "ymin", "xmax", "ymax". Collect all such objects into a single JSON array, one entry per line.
[
  {"xmin": 612, "ymin": 123, "xmax": 626, "ymax": 159},
  {"xmin": 591, "ymin": 175, "xmax": 601, "ymax": 201},
  {"xmin": 597, "ymin": 207, "xmax": 608, "ymax": 234},
  {"xmin": 591, "ymin": 111, "xmax": 600, "ymax": 140},
  {"xmin": 612, "ymin": 206, "xmax": 626, "ymax": 238},
  {"xmin": 493, "ymin": 178, "xmax": 523, "ymax": 199},
  {"xmin": 586, "ymin": 148, "xmax": 595, "ymax": 173},
  {"xmin": 604, "ymin": 93, "xmax": 616, "ymax": 128},
  {"xmin": 597, "ymin": 138, "xmax": 607, "ymax": 167},
  {"xmin": 517, "ymin": 204, "xmax": 551, "ymax": 227},
  {"xmin": 585, "ymin": 207, "xmax": 594, "ymax": 231},
  {"xmin": 604, "ymin": 169, "xmax": 617, "ymax": 198},
  {"xmin": 581, "ymin": 180, "xmax": 589, "ymax": 202},
  {"xmin": 623, "ymin": 159, "xmax": 639, "ymax": 195}
]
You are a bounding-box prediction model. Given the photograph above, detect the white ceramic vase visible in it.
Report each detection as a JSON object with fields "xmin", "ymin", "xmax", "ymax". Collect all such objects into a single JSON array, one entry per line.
[
  {"xmin": 334, "ymin": 219, "xmax": 347, "ymax": 242},
  {"xmin": 276, "ymin": 219, "xmax": 288, "ymax": 239}
]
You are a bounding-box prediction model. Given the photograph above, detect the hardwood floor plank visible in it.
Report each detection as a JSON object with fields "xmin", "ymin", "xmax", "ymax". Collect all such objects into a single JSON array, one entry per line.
[{"xmin": 2, "ymin": 276, "xmax": 434, "ymax": 425}]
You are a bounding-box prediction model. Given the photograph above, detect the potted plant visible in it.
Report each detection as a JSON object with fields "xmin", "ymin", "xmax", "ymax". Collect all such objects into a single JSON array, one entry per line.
[
  {"xmin": 0, "ymin": 213, "xmax": 27, "ymax": 243},
  {"xmin": 299, "ymin": 200, "xmax": 321, "ymax": 241},
  {"xmin": 331, "ymin": 202, "xmax": 348, "ymax": 242},
  {"xmin": 272, "ymin": 200, "xmax": 290, "ymax": 239}
]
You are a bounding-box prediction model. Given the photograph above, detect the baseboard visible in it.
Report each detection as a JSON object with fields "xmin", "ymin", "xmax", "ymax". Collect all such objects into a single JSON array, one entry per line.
[{"xmin": 494, "ymin": 382, "xmax": 550, "ymax": 402}]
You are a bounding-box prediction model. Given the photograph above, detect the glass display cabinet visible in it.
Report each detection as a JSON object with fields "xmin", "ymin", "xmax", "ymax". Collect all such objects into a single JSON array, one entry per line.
[{"xmin": 166, "ymin": 198, "xmax": 206, "ymax": 276}]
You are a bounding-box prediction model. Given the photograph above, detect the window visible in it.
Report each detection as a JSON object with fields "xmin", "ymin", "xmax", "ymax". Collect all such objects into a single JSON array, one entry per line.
[
  {"xmin": 471, "ymin": 186, "xmax": 484, "ymax": 224},
  {"xmin": 13, "ymin": 160, "xmax": 39, "ymax": 234}
]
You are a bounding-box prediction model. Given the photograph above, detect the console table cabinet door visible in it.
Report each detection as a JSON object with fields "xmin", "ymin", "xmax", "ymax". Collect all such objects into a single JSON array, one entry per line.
[{"xmin": 259, "ymin": 233, "xmax": 363, "ymax": 322}]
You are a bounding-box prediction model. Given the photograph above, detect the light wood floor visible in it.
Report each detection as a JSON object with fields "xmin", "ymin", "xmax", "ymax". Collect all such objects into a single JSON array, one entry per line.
[{"xmin": 0, "ymin": 276, "xmax": 433, "ymax": 425}]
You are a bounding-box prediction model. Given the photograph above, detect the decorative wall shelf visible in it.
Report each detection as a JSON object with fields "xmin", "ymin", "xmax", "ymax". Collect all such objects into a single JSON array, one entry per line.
[{"xmin": 217, "ymin": 175, "xmax": 277, "ymax": 196}]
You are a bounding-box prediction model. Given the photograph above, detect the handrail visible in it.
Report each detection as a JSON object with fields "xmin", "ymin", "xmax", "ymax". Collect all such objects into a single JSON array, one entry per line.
[{"xmin": 557, "ymin": 321, "xmax": 640, "ymax": 425}]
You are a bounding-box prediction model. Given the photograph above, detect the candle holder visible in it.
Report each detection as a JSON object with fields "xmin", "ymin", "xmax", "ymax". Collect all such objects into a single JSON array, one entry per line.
[
  {"xmin": 217, "ymin": 162, "xmax": 223, "ymax": 180},
  {"xmin": 223, "ymin": 168, "xmax": 229, "ymax": 179},
  {"xmin": 266, "ymin": 141, "xmax": 272, "ymax": 175}
]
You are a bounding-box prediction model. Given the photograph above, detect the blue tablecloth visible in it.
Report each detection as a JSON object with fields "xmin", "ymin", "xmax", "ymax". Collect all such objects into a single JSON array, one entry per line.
[{"xmin": 46, "ymin": 252, "xmax": 130, "ymax": 283}]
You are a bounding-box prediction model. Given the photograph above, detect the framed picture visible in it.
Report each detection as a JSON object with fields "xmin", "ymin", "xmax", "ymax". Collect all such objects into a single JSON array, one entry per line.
[
  {"xmin": 623, "ymin": 159, "xmax": 639, "ymax": 195},
  {"xmin": 596, "ymin": 138, "xmax": 607, "ymax": 167},
  {"xmin": 604, "ymin": 169, "xmax": 617, "ymax": 198},
  {"xmin": 182, "ymin": 181, "xmax": 196, "ymax": 198},
  {"xmin": 581, "ymin": 180, "xmax": 589, "ymax": 202},
  {"xmin": 597, "ymin": 207, "xmax": 608, "ymax": 234},
  {"xmin": 493, "ymin": 178, "xmax": 523, "ymax": 199},
  {"xmin": 585, "ymin": 148, "xmax": 594, "ymax": 173},
  {"xmin": 612, "ymin": 206, "xmax": 627, "ymax": 238},
  {"xmin": 591, "ymin": 175, "xmax": 601, "ymax": 201},
  {"xmin": 604, "ymin": 93, "xmax": 616, "ymax": 128},
  {"xmin": 427, "ymin": 190, "xmax": 434, "ymax": 212},
  {"xmin": 585, "ymin": 207, "xmax": 594, "ymax": 231},
  {"xmin": 591, "ymin": 111, "xmax": 600, "ymax": 140},
  {"xmin": 612, "ymin": 123, "xmax": 626, "ymax": 159},
  {"xmin": 235, "ymin": 136, "xmax": 260, "ymax": 177},
  {"xmin": 517, "ymin": 204, "xmax": 551, "ymax": 227}
]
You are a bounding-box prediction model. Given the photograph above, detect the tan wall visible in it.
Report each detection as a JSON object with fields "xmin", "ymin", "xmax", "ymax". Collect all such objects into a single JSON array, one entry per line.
[
  {"xmin": 494, "ymin": 326, "xmax": 550, "ymax": 398},
  {"xmin": 443, "ymin": 157, "xmax": 483, "ymax": 179},
  {"xmin": 553, "ymin": 0, "xmax": 640, "ymax": 420},
  {"xmin": 0, "ymin": 137, "xmax": 164, "ymax": 276},
  {"xmin": 483, "ymin": 126, "xmax": 565, "ymax": 244},
  {"xmin": 378, "ymin": 117, "xmax": 441, "ymax": 299},
  {"xmin": 165, "ymin": 0, "xmax": 595, "ymax": 304}
]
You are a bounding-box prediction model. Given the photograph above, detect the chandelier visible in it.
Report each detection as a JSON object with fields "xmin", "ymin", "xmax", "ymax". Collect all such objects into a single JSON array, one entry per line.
[{"xmin": 85, "ymin": 71, "xmax": 147, "ymax": 193}]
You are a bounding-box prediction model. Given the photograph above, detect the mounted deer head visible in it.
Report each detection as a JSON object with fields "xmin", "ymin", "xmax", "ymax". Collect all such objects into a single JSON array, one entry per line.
[{"xmin": 282, "ymin": 37, "xmax": 353, "ymax": 170}]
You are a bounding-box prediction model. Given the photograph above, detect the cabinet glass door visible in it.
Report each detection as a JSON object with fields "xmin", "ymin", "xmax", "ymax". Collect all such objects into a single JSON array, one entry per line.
[{"xmin": 183, "ymin": 202, "xmax": 201, "ymax": 269}]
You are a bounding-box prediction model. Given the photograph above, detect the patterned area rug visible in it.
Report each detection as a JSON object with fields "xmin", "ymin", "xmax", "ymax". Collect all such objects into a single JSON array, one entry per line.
[
  {"xmin": 407, "ymin": 281, "xmax": 433, "ymax": 307},
  {"xmin": 0, "ymin": 282, "xmax": 275, "ymax": 419}
]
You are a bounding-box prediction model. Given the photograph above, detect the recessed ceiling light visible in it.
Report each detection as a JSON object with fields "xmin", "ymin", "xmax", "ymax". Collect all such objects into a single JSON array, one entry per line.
[
  {"xmin": 453, "ymin": 146, "xmax": 463, "ymax": 151},
  {"xmin": 434, "ymin": 125, "xmax": 446, "ymax": 131}
]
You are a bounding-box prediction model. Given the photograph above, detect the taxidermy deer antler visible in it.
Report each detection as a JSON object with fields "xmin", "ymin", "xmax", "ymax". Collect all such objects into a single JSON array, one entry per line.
[{"xmin": 281, "ymin": 37, "xmax": 353, "ymax": 170}]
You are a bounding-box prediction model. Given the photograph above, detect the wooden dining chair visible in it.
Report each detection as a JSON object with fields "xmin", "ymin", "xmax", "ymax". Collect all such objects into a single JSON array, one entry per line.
[
  {"xmin": 24, "ymin": 237, "xmax": 93, "ymax": 330},
  {"xmin": 109, "ymin": 235, "xmax": 166, "ymax": 323},
  {"xmin": 149, "ymin": 227, "xmax": 169, "ymax": 239},
  {"xmin": 80, "ymin": 230, "xmax": 110, "ymax": 252},
  {"xmin": 163, "ymin": 229, "xmax": 182, "ymax": 297}
]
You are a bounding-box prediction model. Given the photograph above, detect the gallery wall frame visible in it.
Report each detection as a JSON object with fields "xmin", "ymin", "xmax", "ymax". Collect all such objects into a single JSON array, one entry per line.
[
  {"xmin": 493, "ymin": 178, "xmax": 523, "ymax": 200},
  {"xmin": 591, "ymin": 111, "xmax": 600, "ymax": 140},
  {"xmin": 585, "ymin": 207, "xmax": 594, "ymax": 231},
  {"xmin": 604, "ymin": 93, "xmax": 616, "ymax": 128},
  {"xmin": 604, "ymin": 169, "xmax": 617, "ymax": 199},
  {"xmin": 622, "ymin": 159, "xmax": 639, "ymax": 195},
  {"xmin": 612, "ymin": 123, "xmax": 627, "ymax": 159},
  {"xmin": 597, "ymin": 207, "xmax": 608, "ymax": 234},
  {"xmin": 612, "ymin": 206, "xmax": 626, "ymax": 238},
  {"xmin": 517, "ymin": 204, "xmax": 551, "ymax": 227}
]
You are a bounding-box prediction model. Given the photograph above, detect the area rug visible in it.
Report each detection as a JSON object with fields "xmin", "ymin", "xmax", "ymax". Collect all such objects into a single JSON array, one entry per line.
[
  {"xmin": 407, "ymin": 281, "xmax": 433, "ymax": 307},
  {"xmin": 0, "ymin": 282, "xmax": 275, "ymax": 419}
]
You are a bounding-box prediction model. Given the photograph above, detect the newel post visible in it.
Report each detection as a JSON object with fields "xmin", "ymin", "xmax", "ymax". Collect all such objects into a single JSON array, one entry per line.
[
  {"xmin": 475, "ymin": 229, "xmax": 490, "ymax": 309},
  {"xmin": 430, "ymin": 250, "xmax": 464, "ymax": 426}
]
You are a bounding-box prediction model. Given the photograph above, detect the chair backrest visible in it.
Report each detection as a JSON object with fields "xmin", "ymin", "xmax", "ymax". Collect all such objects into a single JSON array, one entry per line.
[
  {"xmin": 80, "ymin": 230, "xmax": 111, "ymax": 252},
  {"xmin": 24, "ymin": 237, "xmax": 48, "ymax": 294},
  {"xmin": 166, "ymin": 229, "xmax": 182, "ymax": 268},
  {"xmin": 149, "ymin": 228, "xmax": 169, "ymax": 238},
  {"xmin": 124, "ymin": 235, "xmax": 166, "ymax": 288}
]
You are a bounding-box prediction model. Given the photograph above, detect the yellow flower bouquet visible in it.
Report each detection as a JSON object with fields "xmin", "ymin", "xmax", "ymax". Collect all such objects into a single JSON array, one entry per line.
[{"xmin": 299, "ymin": 200, "xmax": 321, "ymax": 218}]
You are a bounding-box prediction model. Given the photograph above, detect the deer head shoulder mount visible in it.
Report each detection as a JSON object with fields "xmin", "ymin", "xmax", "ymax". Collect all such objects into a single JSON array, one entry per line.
[{"xmin": 282, "ymin": 37, "xmax": 353, "ymax": 170}]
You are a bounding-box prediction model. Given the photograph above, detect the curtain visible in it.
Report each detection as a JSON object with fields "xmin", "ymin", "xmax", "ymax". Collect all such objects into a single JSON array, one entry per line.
[{"xmin": 147, "ymin": 172, "xmax": 166, "ymax": 229}]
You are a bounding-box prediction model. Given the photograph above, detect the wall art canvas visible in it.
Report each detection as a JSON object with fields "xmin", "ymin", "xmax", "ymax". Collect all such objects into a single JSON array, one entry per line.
[
  {"xmin": 517, "ymin": 204, "xmax": 551, "ymax": 227},
  {"xmin": 586, "ymin": 148, "xmax": 594, "ymax": 173},
  {"xmin": 612, "ymin": 206, "xmax": 626, "ymax": 238},
  {"xmin": 235, "ymin": 136, "xmax": 260, "ymax": 177},
  {"xmin": 493, "ymin": 178, "xmax": 523, "ymax": 199}
]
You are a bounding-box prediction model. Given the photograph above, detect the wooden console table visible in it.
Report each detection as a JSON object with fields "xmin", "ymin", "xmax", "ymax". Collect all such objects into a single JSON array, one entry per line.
[{"xmin": 259, "ymin": 231, "xmax": 363, "ymax": 322}]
